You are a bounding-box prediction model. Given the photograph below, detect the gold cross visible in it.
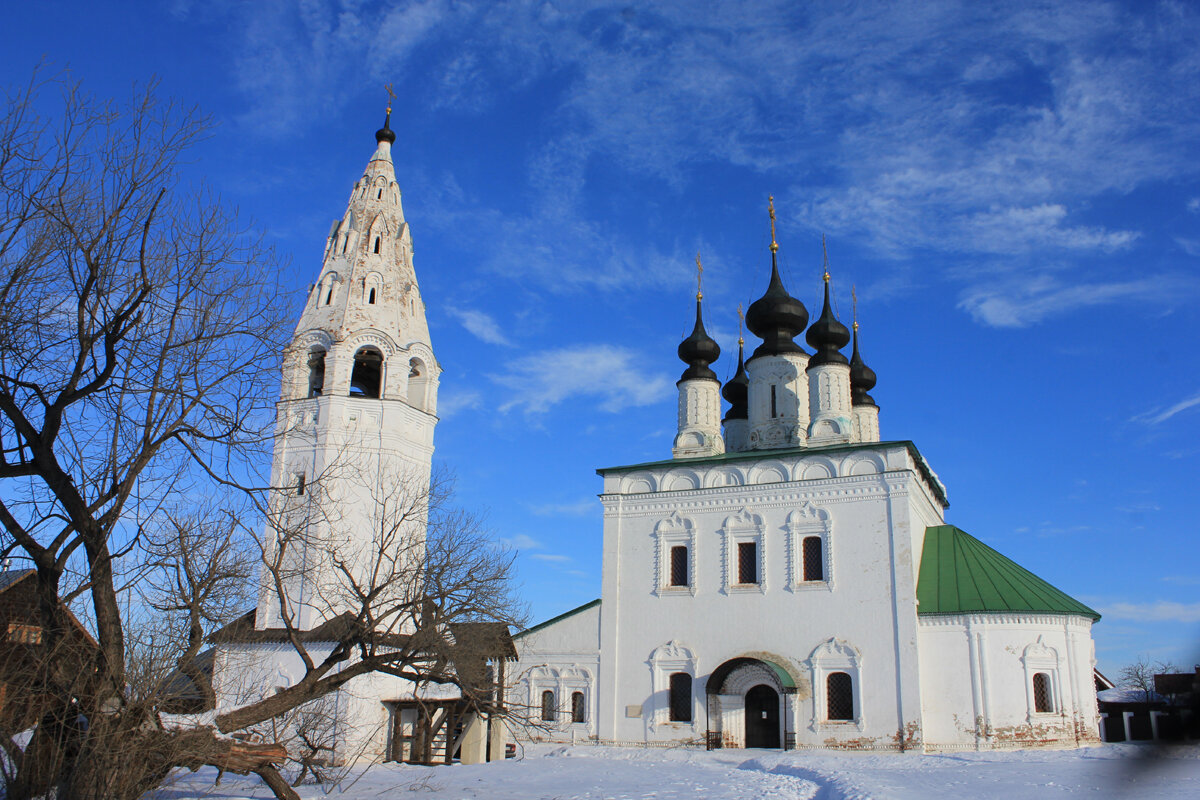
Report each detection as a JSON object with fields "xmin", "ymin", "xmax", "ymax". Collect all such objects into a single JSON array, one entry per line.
[
  {"xmin": 737, "ymin": 302, "xmax": 745, "ymax": 346},
  {"xmin": 822, "ymin": 233, "xmax": 830, "ymax": 282},
  {"xmin": 768, "ymin": 196, "xmax": 778, "ymax": 253},
  {"xmin": 385, "ymin": 83, "xmax": 396, "ymax": 114},
  {"xmin": 695, "ymin": 252, "xmax": 704, "ymax": 300},
  {"xmin": 852, "ymin": 285, "xmax": 859, "ymax": 331}
]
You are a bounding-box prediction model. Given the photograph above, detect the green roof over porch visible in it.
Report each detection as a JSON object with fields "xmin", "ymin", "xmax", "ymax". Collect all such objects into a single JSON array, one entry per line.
[{"xmin": 917, "ymin": 525, "xmax": 1100, "ymax": 620}]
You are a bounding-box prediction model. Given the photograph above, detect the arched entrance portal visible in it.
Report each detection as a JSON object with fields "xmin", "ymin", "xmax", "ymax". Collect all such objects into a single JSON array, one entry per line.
[
  {"xmin": 744, "ymin": 684, "xmax": 780, "ymax": 748},
  {"xmin": 705, "ymin": 656, "xmax": 797, "ymax": 750}
]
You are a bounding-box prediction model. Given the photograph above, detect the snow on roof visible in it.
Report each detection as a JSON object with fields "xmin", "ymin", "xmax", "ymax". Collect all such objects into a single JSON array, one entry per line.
[{"xmin": 1098, "ymin": 687, "xmax": 1165, "ymax": 703}]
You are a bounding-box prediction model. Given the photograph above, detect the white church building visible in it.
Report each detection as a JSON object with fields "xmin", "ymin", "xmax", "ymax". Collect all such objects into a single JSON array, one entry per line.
[
  {"xmin": 210, "ymin": 109, "xmax": 1101, "ymax": 762},
  {"xmin": 512, "ymin": 208, "xmax": 1102, "ymax": 752}
]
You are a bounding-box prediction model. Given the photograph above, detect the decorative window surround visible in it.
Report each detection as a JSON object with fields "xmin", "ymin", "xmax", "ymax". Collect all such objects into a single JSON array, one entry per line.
[
  {"xmin": 648, "ymin": 641, "xmax": 696, "ymax": 731},
  {"xmin": 1022, "ymin": 636, "xmax": 1063, "ymax": 722},
  {"xmin": 720, "ymin": 508, "xmax": 766, "ymax": 594},
  {"xmin": 652, "ymin": 512, "xmax": 696, "ymax": 596},
  {"xmin": 785, "ymin": 503, "xmax": 833, "ymax": 591},
  {"xmin": 809, "ymin": 637, "xmax": 864, "ymax": 732}
]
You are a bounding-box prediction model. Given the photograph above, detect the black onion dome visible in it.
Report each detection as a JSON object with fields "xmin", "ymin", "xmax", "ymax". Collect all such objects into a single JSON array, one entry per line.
[
  {"xmin": 849, "ymin": 327, "xmax": 878, "ymax": 407},
  {"xmin": 806, "ymin": 278, "xmax": 850, "ymax": 368},
  {"xmin": 678, "ymin": 298, "xmax": 721, "ymax": 382},
  {"xmin": 745, "ymin": 252, "xmax": 809, "ymax": 360},
  {"xmin": 375, "ymin": 111, "xmax": 396, "ymax": 145},
  {"xmin": 722, "ymin": 340, "xmax": 749, "ymax": 420}
]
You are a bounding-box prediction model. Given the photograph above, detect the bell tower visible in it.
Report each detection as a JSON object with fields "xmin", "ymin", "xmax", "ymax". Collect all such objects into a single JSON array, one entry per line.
[{"xmin": 257, "ymin": 100, "xmax": 441, "ymax": 630}]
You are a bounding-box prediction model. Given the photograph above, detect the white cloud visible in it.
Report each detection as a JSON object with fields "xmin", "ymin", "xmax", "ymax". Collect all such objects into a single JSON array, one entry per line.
[
  {"xmin": 1161, "ymin": 575, "xmax": 1200, "ymax": 586},
  {"xmin": 1188, "ymin": 198, "xmax": 1200, "ymax": 213},
  {"xmin": 490, "ymin": 345, "xmax": 672, "ymax": 414},
  {"xmin": 435, "ymin": 390, "xmax": 482, "ymax": 419},
  {"xmin": 500, "ymin": 533, "xmax": 541, "ymax": 550},
  {"xmin": 958, "ymin": 274, "xmax": 1199, "ymax": 328},
  {"xmin": 528, "ymin": 499, "xmax": 597, "ymax": 517},
  {"xmin": 1132, "ymin": 391, "xmax": 1200, "ymax": 426},
  {"xmin": 1100, "ymin": 601, "xmax": 1200, "ymax": 624},
  {"xmin": 446, "ymin": 307, "xmax": 512, "ymax": 346},
  {"xmin": 530, "ymin": 553, "xmax": 571, "ymax": 563}
]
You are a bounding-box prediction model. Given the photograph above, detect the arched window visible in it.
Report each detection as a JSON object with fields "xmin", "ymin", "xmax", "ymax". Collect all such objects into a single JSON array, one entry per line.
[
  {"xmin": 377, "ymin": 188, "xmax": 383, "ymax": 199},
  {"xmin": 571, "ymin": 691, "xmax": 585, "ymax": 723},
  {"xmin": 669, "ymin": 545, "xmax": 688, "ymax": 587},
  {"xmin": 803, "ymin": 536, "xmax": 823, "ymax": 582},
  {"xmin": 540, "ymin": 690, "xmax": 555, "ymax": 721},
  {"xmin": 826, "ymin": 672, "xmax": 853, "ymax": 721},
  {"xmin": 1033, "ymin": 672, "xmax": 1053, "ymax": 713},
  {"xmin": 668, "ymin": 672, "xmax": 692, "ymax": 722},
  {"xmin": 307, "ymin": 348, "xmax": 326, "ymax": 397},
  {"xmin": 349, "ymin": 347, "xmax": 383, "ymax": 398},
  {"xmin": 373, "ymin": 237, "xmax": 381, "ymax": 254},
  {"xmin": 368, "ymin": 287, "xmax": 376, "ymax": 304},
  {"xmin": 325, "ymin": 284, "xmax": 334, "ymax": 305},
  {"xmin": 341, "ymin": 236, "xmax": 349, "ymax": 254}
]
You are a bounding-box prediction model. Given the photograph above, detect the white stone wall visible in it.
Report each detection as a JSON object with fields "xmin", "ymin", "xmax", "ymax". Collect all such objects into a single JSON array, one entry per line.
[
  {"xmin": 747, "ymin": 353, "xmax": 809, "ymax": 449},
  {"xmin": 673, "ymin": 378, "xmax": 725, "ymax": 458},
  {"xmin": 511, "ymin": 603, "xmax": 602, "ymax": 742},
  {"xmin": 806, "ymin": 363, "xmax": 852, "ymax": 444},
  {"xmin": 595, "ymin": 444, "xmax": 943, "ymax": 750},
  {"xmin": 917, "ymin": 614, "xmax": 1100, "ymax": 749}
]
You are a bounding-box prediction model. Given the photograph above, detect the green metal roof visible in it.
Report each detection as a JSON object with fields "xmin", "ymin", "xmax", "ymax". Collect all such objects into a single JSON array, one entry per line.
[
  {"xmin": 917, "ymin": 525, "xmax": 1100, "ymax": 620},
  {"xmin": 512, "ymin": 598, "xmax": 600, "ymax": 640}
]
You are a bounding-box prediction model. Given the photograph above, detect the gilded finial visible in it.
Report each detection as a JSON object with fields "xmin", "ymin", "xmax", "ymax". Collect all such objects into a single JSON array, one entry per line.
[
  {"xmin": 385, "ymin": 83, "xmax": 396, "ymax": 114},
  {"xmin": 822, "ymin": 233, "xmax": 830, "ymax": 283},
  {"xmin": 695, "ymin": 251, "xmax": 704, "ymax": 300},
  {"xmin": 737, "ymin": 303, "xmax": 745, "ymax": 347},
  {"xmin": 768, "ymin": 195, "xmax": 779, "ymax": 253},
  {"xmin": 852, "ymin": 285, "xmax": 859, "ymax": 332}
]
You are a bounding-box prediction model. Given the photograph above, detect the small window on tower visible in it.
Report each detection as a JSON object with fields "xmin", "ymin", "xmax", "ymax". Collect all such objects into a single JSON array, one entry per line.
[
  {"xmin": 377, "ymin": 188, "xmax": 383, "ymax": 199},
  {"xmin": 325, "ymin": 285, "xmax": 334, "ymax": 305},
  {"xmin": 770, "ymin": 385, "xmax": 778, "ymax": 418},
  {"xmin": 296, "ymin": 473, "xmax": 306, "ymax": 496},
  {"xmin": 368, "ymin": 288, "xmax": 376, "ymax": 304},
  {"xmin": 373, "ymin": 237, "xmax": 381, "ymax": 254},
  {"xmin": 737, "ymin": 541, "xmax": 758, "ymax": 584}
]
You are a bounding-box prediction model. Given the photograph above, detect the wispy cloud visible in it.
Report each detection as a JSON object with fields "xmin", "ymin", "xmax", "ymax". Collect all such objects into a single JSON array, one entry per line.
[
  {"xmin": 1161, "ymin": 576, "xmax": 1200, "ymax": 586},
  {"xmin": 1133, "ymin": 391, "xmax": 1200, "ymax": 426},
  {"xmin": 1188, "ymin": 198, "xmax": 1200, "ymax": 214},
  {"xmin": 528, "ymin": 499, "xmax": 597, "ymax": 517},
  {"xmin": 436, "ymin": 390, "xmax": 482, "ymax": 419},
  {"xmin": 446, "ymin": 307, "xmax": 512, "ymax": 346},
  {"xmin": 1101, "ymin": 601, "xmax": 1200, "ymax": 624},
  {"xmin": 490, "ymin": 345, "xmax": 672, "ymax": 414},
  {"xmin": 500, "ymin": 533, "xmax": 541, "ymax": 550},
  {"xmin": 530, "ymin": 553, "xmax": 571, "ymax": 563},
  {"xmin": 958, "ymin": 275, "xmax": 1198, "ymax": 328}
]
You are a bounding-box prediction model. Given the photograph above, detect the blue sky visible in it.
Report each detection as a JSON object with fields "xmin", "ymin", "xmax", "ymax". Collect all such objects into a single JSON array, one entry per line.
[{"xmin": 5, "ymin": 0, "xmax": 1198, "ymax": 679}]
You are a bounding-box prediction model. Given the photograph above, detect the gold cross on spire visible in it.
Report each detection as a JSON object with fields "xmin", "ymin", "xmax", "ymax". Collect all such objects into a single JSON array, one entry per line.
[
  {"xmin": 695, "ymin": 251, "xmax": 704, "ymax": 300},
  {"xmin": 737, "ymin": 302, "xmax": 745, "ymax": 346},
  {"xmin": 385, "ymin": 83, "xmax": 396, "ymax": 114},
  {"xmin": 822, "ymin": 233, "xmax": 830, "ymax": 283},
  {"xmin": 852, "ymin": 285, "xmax": 859, "ymax": 331},
  {"xmin": 768, "ymin": 196, "xmax": 779, "ymax": 253}
]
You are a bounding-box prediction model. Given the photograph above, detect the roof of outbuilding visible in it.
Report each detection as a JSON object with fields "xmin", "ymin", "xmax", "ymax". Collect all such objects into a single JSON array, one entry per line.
[
  {"xmin": 916, "ymin": 525, "xmax": 1100, "ymax": 620},
  {"xmin": 513, "ymin": 598, "xmax": 600, "ymax": 640},
  {"xmin": 0, "ymin": 569, "xmax": 34, "ymax": 595}
]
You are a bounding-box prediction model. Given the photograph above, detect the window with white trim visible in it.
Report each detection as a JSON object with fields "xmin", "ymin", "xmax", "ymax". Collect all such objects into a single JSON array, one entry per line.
[
  {"xmin": 649, "ymin": 641, "xmax": 695, "ymax": 730},
  {"xmin": 653, "ymin": 513, "xmax": 695, "ymax": 595},
  {"xmin": 1022, "ymin": 637, "xmax": 1061, "ymax": 719},
  {"xmin": 786, "ymin": 503, "xmax": 832, "ymax": 589},
  {"xmin": 540, "ymin": 690, "xmax": 555, "ymax": 721},
  {"xmin": 571, "ymin": 691, "xmax": 586, "ymax": 723},
  {"xmin": 809, "ymin": 637, "xmax": 863, "ymax": 728},
  {"xmin": 720, "ymin": 508, "xmax": 765, "ymax": 594}
]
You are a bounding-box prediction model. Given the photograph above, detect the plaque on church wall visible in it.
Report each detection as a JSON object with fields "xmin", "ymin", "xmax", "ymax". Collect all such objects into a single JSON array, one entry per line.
[{"xmin": 625, "ymin": 704, "xmax": 642, "ymax": 718}]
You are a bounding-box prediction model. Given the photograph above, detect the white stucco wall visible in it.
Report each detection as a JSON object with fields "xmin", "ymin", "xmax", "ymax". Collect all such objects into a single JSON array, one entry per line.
[
  {"xmin": 917, "ymin": 613, "xmax": 1100, "ymax": 750},
  {"xmin": 512, "ymin": 602, "xmax": 602, "ymax": 742}
]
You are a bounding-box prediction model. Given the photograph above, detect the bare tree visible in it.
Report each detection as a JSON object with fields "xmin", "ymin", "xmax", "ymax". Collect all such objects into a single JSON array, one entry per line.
[
  {"xmin": 0, "ymin": 69, "xmax": 522, "ymax": 800},
  {"xmin": 1119, "ymin": 655, "xmax": 1180, "ymax": 702}
]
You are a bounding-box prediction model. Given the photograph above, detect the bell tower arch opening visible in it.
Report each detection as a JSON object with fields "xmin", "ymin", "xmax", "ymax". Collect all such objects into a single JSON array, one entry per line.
[{"xmin": 350, "ymin": 346, "xmax": 384, "ymax": 398}]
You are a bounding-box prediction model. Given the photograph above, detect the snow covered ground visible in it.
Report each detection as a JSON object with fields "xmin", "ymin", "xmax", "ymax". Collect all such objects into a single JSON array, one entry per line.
[{"xmin": 154, "ymin": 742, "xmax": 1200, "ymax": 800}]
